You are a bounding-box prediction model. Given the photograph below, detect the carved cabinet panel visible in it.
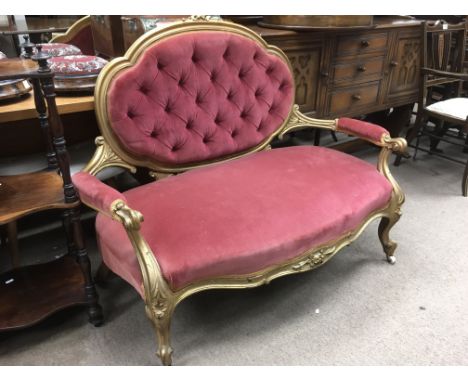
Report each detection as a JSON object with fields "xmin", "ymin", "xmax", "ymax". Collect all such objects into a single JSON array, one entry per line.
[
  {"xmin": 263, "ymin": 35, "xmax": 325, "ymax": 115},
  {"xmin": 287, "ymin": 49, "xmax": 322, "ymax": 113},
  {"xmin": 387, "ymin": 31, "xmax": 421, "ymax": 100}
]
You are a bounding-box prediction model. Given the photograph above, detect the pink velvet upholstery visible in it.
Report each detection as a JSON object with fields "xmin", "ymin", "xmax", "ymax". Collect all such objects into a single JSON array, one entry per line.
[
  {"xmin": 67, "ymin": 24, "xmax": 94, "ymax": 56},
  {"xmin": 49, "ymin": 55, "xmax": 108, "ymax": 76},
  {"xmin": 107, "ymin": 31, "xmax": 294, "ymax": 165},
  {"xmin": 95, "ymin": 146, "xmax": 393, "ymax": 294},
  {"xmin": 73, "ymin": 171, "xmax": 127, "ymax": 214},
  {"xmin": 337, "ymin": 117, "xmax": 389, "ymax": 143}
]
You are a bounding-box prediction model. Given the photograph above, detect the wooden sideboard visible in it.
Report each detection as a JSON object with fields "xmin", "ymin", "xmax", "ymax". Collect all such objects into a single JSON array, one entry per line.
[{"xmin": 252, "ymin": 17, "xmax": 422, "ymax": 136}]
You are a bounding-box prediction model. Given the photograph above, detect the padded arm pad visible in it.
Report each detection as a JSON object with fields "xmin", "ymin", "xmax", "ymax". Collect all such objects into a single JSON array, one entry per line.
[
  {"xmin": 72, "ymin": 171, "xmax": 127, "ymax": 215},
  {"xmin": 336, "ymin": 117, "xmax": 390, "ymax": 144}
]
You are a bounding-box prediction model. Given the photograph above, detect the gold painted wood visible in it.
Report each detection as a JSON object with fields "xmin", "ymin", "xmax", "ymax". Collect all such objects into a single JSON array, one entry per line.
[
  {"xmin": 83, "ymin": 136, "xmax": 136, "ymax": 176},
  {"xmin": 49, "ymin": 16, "xmax": 91, "ymax": 44}
]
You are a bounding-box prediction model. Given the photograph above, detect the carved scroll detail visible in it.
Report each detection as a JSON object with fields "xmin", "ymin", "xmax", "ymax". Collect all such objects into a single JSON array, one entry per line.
[{"xmin": 83, "ymin": 136, "xmax": 137, "ymax": 176}]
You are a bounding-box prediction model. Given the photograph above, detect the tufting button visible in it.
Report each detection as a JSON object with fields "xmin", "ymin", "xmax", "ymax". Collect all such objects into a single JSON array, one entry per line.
[
  {"xmin": 165, "ymin": 104, "xmax": 172, "ymax": 113},
  {"xmin": 223, "ymin": 49, "xmax": 229, "ymax": 59},
  {"xmin": 191, "ymin": 54, "xmax": 199, "ymax": 63},
  {"xmin": 254, "ymin": 88, "xmax": 262, "ymax": 97},
  {"xmin": 202, "ymin": 136, "xmax": 210, "ymax": 144},
  {"xmin": 195, "ymin": 94, "xmax": 202, "ymax": 104},
  {"xmin": 127, "ymin": 110, "xmax": 134, "ymax": 118},
  {"xmin": 279, "ymin": 81, "xmax": 287, "ymax": 90},
  {"xmin": 186, "ymin": 119, "xmax": 194, "ymax": 129},
  {"xmin": 157, "ymin": 62, "xmax": 165, "ymax": 70},
  {"xmin": 227, "ymin": 90, "xmax": 234, "ymax": 100},
  {"xmin": 240, "ymin": 110, "xmax": 247, "ymax": 119},
  {"xmin": 210, "ymin": 72, "xmax": 216, "ymax": 82},
  {"xmin": 231, "ymin": 129, "xmax": 238, "ymax": 138},
  {"xmin": 214, "ymin": 115, "xmax": 222, "ymax": 124},
  {"xmin": 266, "ymin": 66, "xmax": 274, "ymax": 74},
  {"xmin": 150, "ymin": 130, "xmax": 159, "ymax": 138},
  {"xmin": 140, "ymin": 86, "xmax": 149, "ymax": 94},
  {"xmin": 178, "ymin": 78, "xmax": 185, "ymax": 87}
]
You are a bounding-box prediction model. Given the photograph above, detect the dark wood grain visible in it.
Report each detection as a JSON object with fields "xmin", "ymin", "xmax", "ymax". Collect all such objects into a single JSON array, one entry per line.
[
  {"xmin": 0, "ymin": 171, "xmax": 79, "ymax": 225},
  {"xmin": 0, "ymin": 255, "xmax": 87, "ymax": 331}
]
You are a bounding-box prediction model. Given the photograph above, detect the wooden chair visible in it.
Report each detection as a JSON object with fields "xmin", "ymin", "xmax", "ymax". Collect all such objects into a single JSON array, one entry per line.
[{"xmin": 395, "ymin": 20, "xmax": 468, "ymax": 196}]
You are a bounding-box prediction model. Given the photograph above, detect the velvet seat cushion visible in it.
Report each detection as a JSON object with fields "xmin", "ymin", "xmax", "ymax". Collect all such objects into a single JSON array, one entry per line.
[
  {"xmin": 48, "ymin": 55, "xmax": 108, "ymax": 76},
  {"xmin": 96, "ymin": 146, "xmax": 393, "ymax": 294},
  {"xmin": 35, "ymin": 43, "xmax": 82, "ymax": 57}
]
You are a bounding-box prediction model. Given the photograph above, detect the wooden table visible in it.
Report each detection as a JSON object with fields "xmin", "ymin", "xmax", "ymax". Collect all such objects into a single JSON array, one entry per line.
[
  {"xmin": 0, "ymin": 91, "xmax": 94, "ymax": 123},
  {"xmin": 0, "ymin": 91, "xmax": 98, "ymax": 157}
]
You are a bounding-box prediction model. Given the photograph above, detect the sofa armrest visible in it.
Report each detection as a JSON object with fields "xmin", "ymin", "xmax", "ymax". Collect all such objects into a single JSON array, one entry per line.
[
  {"xmin": 73, "ymin": 171, "xmax": 127, "ymax": 216},
  {"xmin": 279, "ymin": 105, "xmax": 407, "ymax": 154},
  {"xmin": 73, "ymin": 171, "xmax": 144, "ymax": 230},
  {"xmin": 336, "ymin": 117, "xmax": 389, "ymax": 144}
]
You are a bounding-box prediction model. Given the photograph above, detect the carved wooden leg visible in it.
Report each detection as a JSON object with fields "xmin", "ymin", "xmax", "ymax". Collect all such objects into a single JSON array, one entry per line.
[
  {"xmin": 146, "ymin": 303, "xmax": 174, "ymax": 366},
  {"xmin": 378, "ymin": 209, "xmax": 402, "ymax": 264},
  {"xmin": 70, "ymin": 207, "xmax": 104, "ymax": 326},
  {"xmin": 394, "ymin": 111, "xmax": 424, "ymax": 166},
  {"xmin": 95, "ymin": 261, "xmax": 114, "ymax": 286},
  {"xmin": 462, "ymin": 160, "xmax": 468, "ymax": 197},
  {"xmin": 62, "ymin": 210, "xmax": 76, "ymax": 256}
]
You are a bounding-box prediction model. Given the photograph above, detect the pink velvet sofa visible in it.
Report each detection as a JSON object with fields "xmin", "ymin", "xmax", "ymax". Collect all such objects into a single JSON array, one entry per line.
[{"xmin": 72, "ymin": 16, "xmax": 407, "ymax": 365}]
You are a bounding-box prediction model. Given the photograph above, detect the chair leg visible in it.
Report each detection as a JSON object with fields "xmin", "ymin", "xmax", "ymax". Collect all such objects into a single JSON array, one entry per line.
[
  {"xmin": 146, "ymin": 304, "xmax": 174, "ymax": 366},
  {"xmin": 463, "ymin": 160, "xmax": 468, "ymax": 197},
  {"xmin": 394, "ymin": 113, "xmax": 424, "ymax": 166},
  {"xmin": 95, "ymin": 261, "xmax": 114, "ymax": 286},
  {"xmin": 69, "ymin": 207, "xmax": 104, "ymax": 326},
  {"xmin": 378, "ymin": 210, "xmax": 402, "ymax": 264}
]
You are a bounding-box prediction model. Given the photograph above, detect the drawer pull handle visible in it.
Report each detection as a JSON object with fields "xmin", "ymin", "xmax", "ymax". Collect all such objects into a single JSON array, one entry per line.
[
  {"xmin": 361, "ymin": 40, "xmax": 370, "ymax": 47},
  {"xmin": 321, "ymin": 71, "xmax": 329, "ymax": 78},
  {"xmin": 390, "ymin": 60, "xmax": 399, "ymax": 67},
  {"xmin": 357, "ymin": 65, "xmax": 367, "ymax": 72},
  {"xmin": 352, "ymin": 94, "xmax": 362, "ymax": 101}
]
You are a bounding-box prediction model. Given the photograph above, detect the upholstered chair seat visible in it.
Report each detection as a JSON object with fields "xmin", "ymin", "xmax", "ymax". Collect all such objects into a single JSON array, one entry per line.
[
  {"xmin": 86, "ymin": 145, "xmax": 393, "ymax": 293},
  {"xmin": 33, "ymin": 42, "xmax": 83, "ymax": 57},
  {"xmin": 426, "ymin": 98, "xmax": 468, "ymax": 121},
  {"xmin": 48, "ymin": 55, "xmax": 108, "ymax": 92}
]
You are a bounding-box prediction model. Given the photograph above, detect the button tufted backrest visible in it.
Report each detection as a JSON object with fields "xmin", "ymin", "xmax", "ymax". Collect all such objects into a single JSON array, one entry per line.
[{"xmin": 105, "ymin": 28, "xmax": 294, "ymax": 167}]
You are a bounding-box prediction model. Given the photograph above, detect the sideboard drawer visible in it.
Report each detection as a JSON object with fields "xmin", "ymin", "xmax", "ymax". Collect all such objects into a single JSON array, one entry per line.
[
  {"xmin": 336, "ymin": 32, "xmax": 388, "ymax": 57},
  {"xmin": 332, "ymin": 56, "xmax": 385, "ymax": 85},
  {"xmin": 327, "ymin": 82, "xmax": 380, "ymax": 115}
]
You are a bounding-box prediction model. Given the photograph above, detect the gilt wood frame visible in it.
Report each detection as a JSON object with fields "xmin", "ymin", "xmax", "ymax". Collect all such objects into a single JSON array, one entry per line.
[
  {"xmin": 49, "ymin": 16, "xmax": 92, "ymax": 45},
  {"xmin": 84, "ymin": 17, "xmax": 407, "ymax": 365}
]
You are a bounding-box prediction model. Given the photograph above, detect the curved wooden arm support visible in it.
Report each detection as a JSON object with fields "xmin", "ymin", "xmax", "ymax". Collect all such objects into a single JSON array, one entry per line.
[
  {"xmin": 278, "ymin": 105, "xmax": 337, "ymax": 140},
  {"xmin": 83, "ymin": 136, "xmax": 137, "ymax": 176}
]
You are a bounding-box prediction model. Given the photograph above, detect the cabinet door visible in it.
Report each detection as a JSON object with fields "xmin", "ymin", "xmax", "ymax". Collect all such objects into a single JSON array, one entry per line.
[
  {"xmin": 386, "ymin": 30, "xmax": 421, "ymax": 101},
  {"xmin": 266, "ymin": 36, "xmax": 325, "ymax": 116}
]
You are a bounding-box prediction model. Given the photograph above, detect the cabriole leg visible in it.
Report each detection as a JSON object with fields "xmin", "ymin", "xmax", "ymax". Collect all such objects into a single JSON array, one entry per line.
[
  {"xmin": 378, "ymin": 210, "xmax": 402, "ymax": 264},
  {"xmin": 146, "ymin": 303, "xmax": 174, "ymax": 366}
]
